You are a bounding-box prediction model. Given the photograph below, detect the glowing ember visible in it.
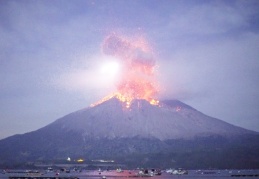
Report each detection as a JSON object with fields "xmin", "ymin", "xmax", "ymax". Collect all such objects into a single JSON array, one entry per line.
[
  {"xmin": 92, "ymin": 34, "xmax": 159, "ymax": 108},
  {"xmin": 91, "ymin": 92, "xmax": 159, "ymax": 108},
  {"xmin": 90, "ymin": 93, "xmax": 116, "ymax": 107}
]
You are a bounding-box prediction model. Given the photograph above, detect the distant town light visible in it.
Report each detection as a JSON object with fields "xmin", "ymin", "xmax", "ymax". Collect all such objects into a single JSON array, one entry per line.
[
  {"xmin": 91, "ymin": 159, "xmax": 115, "ymax": 163},
  {"xmin": 77, "ymin": 159, "xmax": 84, "ymax": 162}
]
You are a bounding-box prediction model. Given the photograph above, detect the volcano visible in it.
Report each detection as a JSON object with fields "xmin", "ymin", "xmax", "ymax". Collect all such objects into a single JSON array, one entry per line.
[
  {"xmin": 50, "ymin": 97, "xmax": 252, "ymax": 140},
  {"xmin": 0, "ymin": 98, "xmax": 258, "ymax": 169}
]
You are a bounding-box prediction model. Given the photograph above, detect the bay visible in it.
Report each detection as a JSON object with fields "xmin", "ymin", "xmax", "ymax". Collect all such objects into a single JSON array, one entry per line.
[{"xmin": 1, "ymin": 169, "xmax": 259, "ymax": 179}]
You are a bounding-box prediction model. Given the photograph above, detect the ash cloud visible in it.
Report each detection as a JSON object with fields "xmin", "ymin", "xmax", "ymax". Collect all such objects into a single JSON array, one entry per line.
[{"xmin": 102, "ymin": 34, "xmax": 158, "ymax": 100}]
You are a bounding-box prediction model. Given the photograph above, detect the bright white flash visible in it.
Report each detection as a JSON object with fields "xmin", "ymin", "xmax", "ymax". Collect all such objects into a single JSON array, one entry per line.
[{"xmin": 100, "ymin": 61, "xmax": 120, "ymax": 75}]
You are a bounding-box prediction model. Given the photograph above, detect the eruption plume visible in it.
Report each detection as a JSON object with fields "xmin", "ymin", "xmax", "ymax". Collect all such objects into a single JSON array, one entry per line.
[{"xmin": 92, "ymin": 34, "xmax": 159, "ymax": 108}]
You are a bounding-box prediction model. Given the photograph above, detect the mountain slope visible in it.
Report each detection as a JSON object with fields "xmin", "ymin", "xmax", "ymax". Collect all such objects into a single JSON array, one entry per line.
[
  {"xmin": 0, "ymin": 98, "xmax": 258, "ymax": 168},
  {"xmin": 49, "ymin": 97, "xmax": 253, "ymax": 140}
]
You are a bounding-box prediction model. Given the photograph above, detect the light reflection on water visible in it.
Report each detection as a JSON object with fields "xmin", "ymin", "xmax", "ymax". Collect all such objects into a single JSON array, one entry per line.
[{"xmin": 1, "ymin": 169, "xmax": 259, "ymax": 179}]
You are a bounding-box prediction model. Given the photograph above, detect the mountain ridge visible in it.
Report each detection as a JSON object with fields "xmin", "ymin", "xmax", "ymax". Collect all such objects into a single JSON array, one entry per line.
[
  {"xmin": 47, "ymin": 97, "xmax": 255, "ymax": 140},
  {"xmin": 0, "ymin": 98, "xmax": 258, "ymax": 168}
]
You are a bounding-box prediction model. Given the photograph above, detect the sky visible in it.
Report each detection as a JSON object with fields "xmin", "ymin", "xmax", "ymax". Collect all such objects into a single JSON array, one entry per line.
[{"xmin": 0, "ymin": 0, "xmax": 259, "ymax": 139}]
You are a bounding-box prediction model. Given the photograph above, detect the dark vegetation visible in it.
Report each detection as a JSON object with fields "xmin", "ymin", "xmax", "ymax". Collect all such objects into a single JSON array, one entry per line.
[{"xmin": 0, "ymin": 128, "xmax": 258, "ymax": 169}]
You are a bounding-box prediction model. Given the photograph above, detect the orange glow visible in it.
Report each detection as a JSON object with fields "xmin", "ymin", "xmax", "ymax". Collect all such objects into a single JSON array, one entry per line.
[
  {"xmin": 91, "ymin": 34, "xmax": 159, "ymax": 108},
  {"xmin": 91, "ymin": 92, "xmax": 159, "ymax": 108},
  {"xmin": 90, "ymin": 93, "xmax": 116, "ymax": 107},
  {"xmin": 77, "ymin": 159, "xmax": 84, "ymax": 162},
  {"xmin": 150, "ymin": 99, "xmax": 159, "ymax": 105}
]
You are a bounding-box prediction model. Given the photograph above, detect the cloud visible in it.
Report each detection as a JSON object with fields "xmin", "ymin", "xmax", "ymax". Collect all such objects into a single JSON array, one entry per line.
[
  {"xmin": 171, "ymin": 4, "xmax": 246, "ymax": 35},
  {"xmin": 158, "ymin": 31, "xmax": 259, "ymax": 131},
  {"xmin": 51, "ymin": 55, "xmax": 118, "ymax": 94}
]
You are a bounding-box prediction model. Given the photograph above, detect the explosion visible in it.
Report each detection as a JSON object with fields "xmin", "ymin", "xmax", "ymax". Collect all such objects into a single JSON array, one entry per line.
[{"xmin": 91, "ymin": 34, "xmax": 159, "ymax": 108}]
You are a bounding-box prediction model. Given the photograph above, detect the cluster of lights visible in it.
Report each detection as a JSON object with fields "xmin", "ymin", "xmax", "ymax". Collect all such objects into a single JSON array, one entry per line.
[
  {"xmin": 67, "ymin": 157, "xmax": 84, "ymax": 163},
  {"xmin": 91, "ymin": 159, "xmax": 115, "ymax": 163}
]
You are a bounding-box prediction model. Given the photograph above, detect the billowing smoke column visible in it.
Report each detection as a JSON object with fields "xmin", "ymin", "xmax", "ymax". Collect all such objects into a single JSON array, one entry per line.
[{"xmin": 102, "ymin": 34, "xmax": 159, "ymax": 105}]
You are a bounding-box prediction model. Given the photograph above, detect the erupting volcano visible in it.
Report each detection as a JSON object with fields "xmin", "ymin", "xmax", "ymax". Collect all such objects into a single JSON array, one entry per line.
[
  {"xmin": 92, "ymin": 34, "xmax": 159, "ymax": 108},
  {"xmin": 0, "ymin": 34, "xmax": 258, "ymax": 169}
]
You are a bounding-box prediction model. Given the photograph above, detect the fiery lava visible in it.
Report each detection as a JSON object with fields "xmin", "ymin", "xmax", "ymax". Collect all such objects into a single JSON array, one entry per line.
[{"xmin": 91, "ymin": 34, "xmax": 159, "ymax": 108}]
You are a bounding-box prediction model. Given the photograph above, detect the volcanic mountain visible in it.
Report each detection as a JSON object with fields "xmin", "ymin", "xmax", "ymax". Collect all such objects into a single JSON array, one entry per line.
[
  {"xmin": 51, "ymin": 97, "xmax": 252, "ymax": 140},
  {"xmin": 0, "ymin": 97, "xmax": 258, "ymax": 168}
]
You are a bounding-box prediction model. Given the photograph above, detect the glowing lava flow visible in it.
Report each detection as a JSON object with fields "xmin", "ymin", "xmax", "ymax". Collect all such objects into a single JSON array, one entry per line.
[
  {"xmin": 90, "ymin": 92, "xmax": 159, "ymax": 108},
  {"xmin": 91, "ymin": 34, "xmax": 159, "ymax": 108}
]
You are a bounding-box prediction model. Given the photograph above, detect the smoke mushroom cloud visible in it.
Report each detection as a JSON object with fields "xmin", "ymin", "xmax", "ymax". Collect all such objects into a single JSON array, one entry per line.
[{"xmin": 99, "ymin": 34, "xmax": 159, "ymax": 106}]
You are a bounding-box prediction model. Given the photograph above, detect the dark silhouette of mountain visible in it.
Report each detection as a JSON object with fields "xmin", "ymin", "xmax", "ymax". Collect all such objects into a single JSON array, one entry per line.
[{"xmin": 0, "ymin": 98, "xmax": 258, "ymax": 169}]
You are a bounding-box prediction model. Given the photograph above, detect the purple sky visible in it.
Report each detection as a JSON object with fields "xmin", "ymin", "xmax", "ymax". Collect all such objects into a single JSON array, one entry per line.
[{"xmin": 0, "ymin": 0, "xmax": 259, "ymax": 139}]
